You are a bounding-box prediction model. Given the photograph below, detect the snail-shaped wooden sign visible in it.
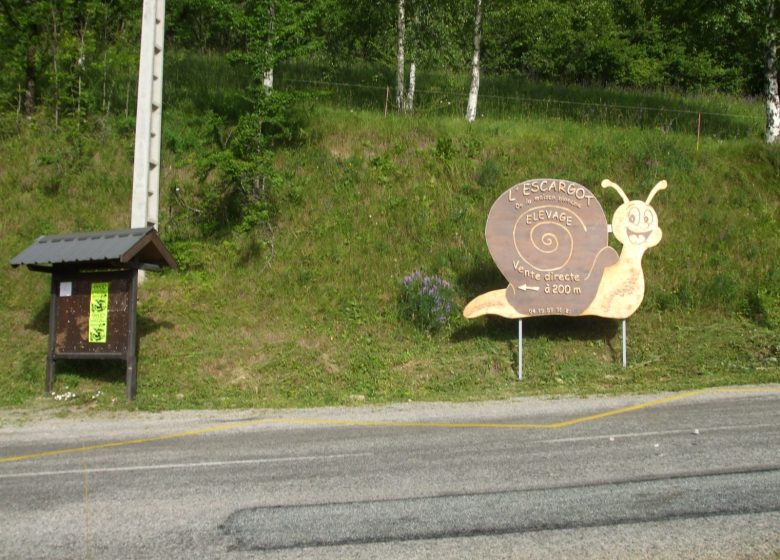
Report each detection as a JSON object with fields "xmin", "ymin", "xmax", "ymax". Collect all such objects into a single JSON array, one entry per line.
[{"xmin": 464, "ymin": 178, "xmax": 667, "ymax": 320}]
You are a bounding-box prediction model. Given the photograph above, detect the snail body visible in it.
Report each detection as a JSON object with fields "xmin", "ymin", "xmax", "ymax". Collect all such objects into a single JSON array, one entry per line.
[{"xmin": 464, "ymin": 179, "xmax": 667, "ymax": 320}]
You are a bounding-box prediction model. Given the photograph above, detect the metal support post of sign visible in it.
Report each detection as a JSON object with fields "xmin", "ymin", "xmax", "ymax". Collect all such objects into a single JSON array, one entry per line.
[
  {"xmin": 621, "ymin": 319, "xmax": 627, "ymax": 368},
  {"xmin": 518, "ymin": 320, "xmax": 523, "ymax": 381}
]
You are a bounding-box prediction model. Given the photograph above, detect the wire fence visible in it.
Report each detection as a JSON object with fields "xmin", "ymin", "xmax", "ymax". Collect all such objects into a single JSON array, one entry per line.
[{"xmin": 277, "ymin": 76, "xmax": 764, "ymax": 140}]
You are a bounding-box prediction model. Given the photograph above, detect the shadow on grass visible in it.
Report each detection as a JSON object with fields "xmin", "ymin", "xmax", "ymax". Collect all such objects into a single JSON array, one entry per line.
[
  {"xmin": 457, "ymin": 255, "xmax": 505, "ymax": 300},
  {"xmin": 54, "ymin": 359, "xmax": 128, "ymax": 384},
  {"xmin": 453, "ymin": 315, "xmax": 619, "ymax": 343},
  {"xmin": 26, "ymin": 300, "xmax": 50, "ymax": 334},
  {"xmin": 137, "ymin": 316, "xmax": 175, "ymax": 338},
  {"xmin": 452, "ymin": 315, "xmax": 626, "ymax": 368}
]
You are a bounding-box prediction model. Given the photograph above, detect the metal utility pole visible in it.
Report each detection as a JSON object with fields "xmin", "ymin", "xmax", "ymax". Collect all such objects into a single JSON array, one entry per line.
[{"xmin": 131, "ymin": 0, "xmax": 166, "ymax": 233}]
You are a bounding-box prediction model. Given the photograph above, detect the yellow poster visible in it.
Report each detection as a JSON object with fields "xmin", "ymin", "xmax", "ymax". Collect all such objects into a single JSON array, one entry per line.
[{"xmin": 89, "ymin": 282, "xmax": 109, "ymax": 343}]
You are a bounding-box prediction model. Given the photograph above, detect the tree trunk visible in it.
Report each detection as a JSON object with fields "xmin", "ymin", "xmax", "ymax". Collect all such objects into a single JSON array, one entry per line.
[
  {"xmin": 77, "ymin": 18, "xmax": 88, "ymax": 128},
  {"xmin": 405, "ymin": 60, "xmax": 416, "ymax": 113},
  {"xmin": 396, "ymin": 0, "xmax": 406, "ymax": 112},
  {"xmin": 263, "ymin": 68, "xmax": 274, "ymax": 90},
  {"xmin": 102, "ymin": 50, "xmax": 109, "ymax": 114},
  {"xmin": 765, "ymin": 0, "xmax": 780, "ymax": 143},
  {"xmin": 24, "ymin": 45, "xmax": 36, "ymax": 116},
  {"xmin": 403, "ymin": 7, "xmax": 419, "ymax": 114},
  {"xmin": 465, "ymin": 0, "xmax": 483, "ymax": 123},
  {"xmin": 264, "ymin": 1, "xmax": 275, "ymax": 91},
  {"xmin": 51, "ymin": 6, "xmax": 60, "ymax": 126}
]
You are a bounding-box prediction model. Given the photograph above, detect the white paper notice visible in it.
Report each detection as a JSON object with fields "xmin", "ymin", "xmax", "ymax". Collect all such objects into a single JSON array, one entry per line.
[{"xmin": 60, "ymin": 281, "xmax": 72, "ymax": 297}]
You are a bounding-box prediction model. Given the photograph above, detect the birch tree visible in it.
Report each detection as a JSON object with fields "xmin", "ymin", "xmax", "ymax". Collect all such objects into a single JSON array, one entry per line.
[
  {"xmin": 263, "ymin": 1, "xmax": 275, "ymax": 90},
  {"xmin": 765, "ymin": 0, "xmax": 780, "ymax": 143},
  {"xmin": 404, "ymin": 58, "xmax": 416, "ymax": 112},
  {"xmin": 395, "ymin": 0, "xmax": 467, "ymax": 114},
  {"xmin": 404, "ymin": 3, "xmax": 420, "ymax": 113},
  {"xmin": 465, "ymin": 0, "xmax": 483, "ymax": 122},
  {"xmin": 396, "ymin": 0, "xmax": 406, "ymax": 111}
]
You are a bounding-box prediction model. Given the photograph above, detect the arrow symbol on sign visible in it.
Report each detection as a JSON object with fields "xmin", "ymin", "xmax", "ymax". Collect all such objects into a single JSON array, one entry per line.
[{"xmin": 518, "ymin": 284, "xmax": 540, "ymax": 292}]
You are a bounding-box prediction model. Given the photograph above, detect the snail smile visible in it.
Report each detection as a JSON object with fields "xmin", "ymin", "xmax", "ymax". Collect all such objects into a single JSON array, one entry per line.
[{"xmin": 626, "ymin": 228, "xmax": 651, "ymax": 244}]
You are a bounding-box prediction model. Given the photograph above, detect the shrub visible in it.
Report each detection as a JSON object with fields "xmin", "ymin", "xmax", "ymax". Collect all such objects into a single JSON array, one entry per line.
[{"xmin": 398, "ymin": 271, "xmax": 456, "ymax": 333}]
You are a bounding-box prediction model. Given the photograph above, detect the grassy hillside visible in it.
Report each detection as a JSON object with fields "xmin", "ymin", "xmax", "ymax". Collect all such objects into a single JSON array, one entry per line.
[{"xmin": 0, "ymin": 102, "xmax": 778, "ymax": 412}]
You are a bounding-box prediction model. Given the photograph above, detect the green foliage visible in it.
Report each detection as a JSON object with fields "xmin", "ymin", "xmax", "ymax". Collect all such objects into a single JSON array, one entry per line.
[
  {"xmin": 482, "ymin": 0, "xmax": 768, "ymax": 94},
  {"xmin": 0, "ymin": 0, "xmax": 139, "ymax": 118},
  {"xmin": 0, "ymin": 0, "xmax": 774, "ymax": 127},
  {"xmin": 163, "ymin": 2, "xmax": 319, "ymax": 240},
  {"xmin": 165, "ymin": 88, "xmax": 311, "ymax": 239},
  {"xmin": 398, "ymin": 271, "xmax": 457, "ymax": 333},
  {"xmin": 225, "ymin": 0, "xmax": 324, "ymax": 89},
  {"xmin": 166, "ymin": 0, "xmax": 242, "ymax": 51}
]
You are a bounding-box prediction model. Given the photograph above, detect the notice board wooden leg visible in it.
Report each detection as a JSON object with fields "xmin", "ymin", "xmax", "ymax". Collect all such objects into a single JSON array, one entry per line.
[
  {"xmin": 126, "ymin": 357, "xmax": 137, "ymax": 400},
  {"xmin": 126, "ymin": 270, "xmax": 139, "ymax": 400},
  {"xmin": 45, "ymin": 275, "xmax": 58, "ymax": 394},
  {"xmin": 45, "ymin": 356, "xmax": 56, "ymax": 394}
]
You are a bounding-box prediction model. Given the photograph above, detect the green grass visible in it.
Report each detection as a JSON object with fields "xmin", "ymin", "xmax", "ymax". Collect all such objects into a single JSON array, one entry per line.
[{"xmin": 0, "ymin": 99, "xmax": 778, "ymax": 413}]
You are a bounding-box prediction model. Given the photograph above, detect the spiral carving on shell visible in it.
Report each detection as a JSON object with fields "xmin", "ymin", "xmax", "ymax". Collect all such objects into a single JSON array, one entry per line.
[
  {"xmin": 513, "ymin": 206, "xmax": 582, "ymax": 272},
  {"xmin": 484, "ymin": 179, "xmax": 618, "ymax": 317}
]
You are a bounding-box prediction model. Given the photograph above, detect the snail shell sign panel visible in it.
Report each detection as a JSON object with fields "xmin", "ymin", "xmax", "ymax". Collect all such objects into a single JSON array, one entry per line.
[
  {"xmin": 465, "ymin": 178, "xmax": 668, "ymax": 320},
  {"xmin": 485, "ymin": 179, "xmax": 618, "ymax": 317}
]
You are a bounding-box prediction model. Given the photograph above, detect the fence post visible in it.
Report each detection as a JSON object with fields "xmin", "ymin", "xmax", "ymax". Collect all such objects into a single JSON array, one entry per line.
[{"xmin": 696, "ymin": 112, "xmax": 702, "ymax": 152}]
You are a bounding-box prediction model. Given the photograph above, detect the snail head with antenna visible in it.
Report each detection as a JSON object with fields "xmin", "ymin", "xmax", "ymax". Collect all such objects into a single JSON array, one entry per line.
[{"xmin": 601, "ymin": 179, "xmax": 667, "ymax": 249}]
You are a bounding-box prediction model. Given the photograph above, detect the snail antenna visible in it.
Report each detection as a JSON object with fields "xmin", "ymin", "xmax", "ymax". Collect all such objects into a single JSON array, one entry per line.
[
  {"xmin": 601, "ymin": 179, "xmax": 629, "ymax": 204},
  {"xmin": 645, "ymin": 180, "xmax": 668, "ymax": 205}
]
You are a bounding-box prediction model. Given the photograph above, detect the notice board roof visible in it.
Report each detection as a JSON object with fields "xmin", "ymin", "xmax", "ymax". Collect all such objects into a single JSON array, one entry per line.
[{"xmin": 10, "ymin": 227, "xmax": 177, "ymax": 272}]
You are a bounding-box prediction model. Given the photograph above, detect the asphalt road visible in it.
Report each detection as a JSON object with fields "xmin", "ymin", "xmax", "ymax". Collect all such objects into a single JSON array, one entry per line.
[{"xmin": 1, "ymin": 386, "xmax": 779, "ymax": 559}]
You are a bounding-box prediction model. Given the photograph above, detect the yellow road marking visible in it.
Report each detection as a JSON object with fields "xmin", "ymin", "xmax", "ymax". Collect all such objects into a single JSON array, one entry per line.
[
  {"xmin": 1, "ymin": 387, "xmax": 778, "ymax": 465},
  {"xmin": 549, "ymin": 389, "xmax": 707, "ymax": 428},
  {"xmin": 0, "ymin": 419, "xmax": 271, "ymax": 464}
]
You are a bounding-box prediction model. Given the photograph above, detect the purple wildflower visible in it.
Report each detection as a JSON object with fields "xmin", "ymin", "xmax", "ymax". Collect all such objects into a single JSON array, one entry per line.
[{"xmin": 398, "ymin": 270, "xmax": 457, "ymax": 332}]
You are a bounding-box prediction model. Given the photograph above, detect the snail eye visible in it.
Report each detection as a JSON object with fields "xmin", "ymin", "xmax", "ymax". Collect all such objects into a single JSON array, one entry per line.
[
  {"xmin": 629, "ymin": 207, "xmax": 640, "ymax": 225},
  {"xmin": 643, "ymin": 209, "xmax": 654, "ymax": 226}
]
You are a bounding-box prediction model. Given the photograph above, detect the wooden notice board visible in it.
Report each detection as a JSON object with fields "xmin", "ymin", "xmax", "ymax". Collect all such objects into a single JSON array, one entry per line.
[
  {"xmin": 11, "ymin": 227, "xmax": 177, "ymax": 400},
  {"xmin": 47, "ymin": 269, "xmax": 139, "ymax": 398}
]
